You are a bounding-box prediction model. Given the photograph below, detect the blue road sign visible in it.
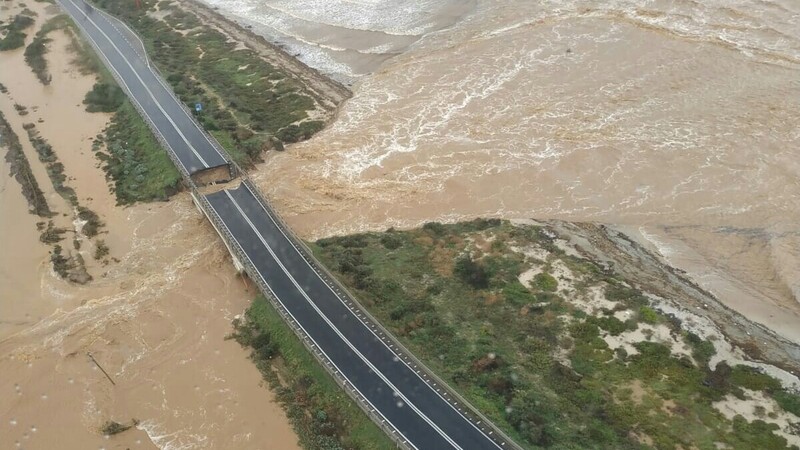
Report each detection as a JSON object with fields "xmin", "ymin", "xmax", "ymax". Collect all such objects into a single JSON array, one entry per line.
[{"xmin": 195, "ymin": 103, "xmax": 203, "ymax": 112}]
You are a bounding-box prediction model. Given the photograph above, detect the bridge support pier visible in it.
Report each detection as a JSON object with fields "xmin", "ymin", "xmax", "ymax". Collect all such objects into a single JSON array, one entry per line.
[{"xmin": 191, "ymin": 191, "xmax": 245, "ymax": 273}]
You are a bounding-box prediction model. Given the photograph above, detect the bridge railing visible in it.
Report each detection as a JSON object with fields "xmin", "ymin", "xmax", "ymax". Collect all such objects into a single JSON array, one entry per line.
[
  {"xmin": 65, "ymin": 2, "xmax": 522, "ymax": 448},
  {"xmin": 193, "ymin": 191, "xmax": 411, "ymax": 450},
  {"xmin": 89, "ymin": 2, "xmax": 237, "ymax": 179},
  {"xmin": 239, "ymin": 176, "xmax": 524, "ymax": 450}
]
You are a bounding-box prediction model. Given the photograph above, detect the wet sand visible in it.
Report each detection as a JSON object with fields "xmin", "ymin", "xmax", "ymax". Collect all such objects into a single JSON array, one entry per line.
[
  {"xmin": 247, "ymin": 0, "xmax": 800, "ymax": 345},
  {"xmin": 1, "ymin": 1, "xmax": 300, "ymax": 448}
]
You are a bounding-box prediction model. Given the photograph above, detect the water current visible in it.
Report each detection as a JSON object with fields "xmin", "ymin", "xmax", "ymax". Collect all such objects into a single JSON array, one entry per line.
[{"xmin": 204, "ymin": 0, "xmax": 800, "ymax": 342}]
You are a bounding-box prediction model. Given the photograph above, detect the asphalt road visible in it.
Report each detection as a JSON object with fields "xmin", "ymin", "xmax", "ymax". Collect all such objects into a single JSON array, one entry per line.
[
  {"xmin": 206, "ymin": 184, "xmax": 506, "ymax": 449},
  {"xmin": 58, "ymin": 0, "xmax": 229, "ymax": 176},
  {"xmin": 58, "ymin": 0, "xmax": 513, "ymax": 448}
]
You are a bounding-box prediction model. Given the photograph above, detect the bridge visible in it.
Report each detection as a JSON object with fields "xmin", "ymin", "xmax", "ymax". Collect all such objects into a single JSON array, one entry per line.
[{"xmin": 57, "ymin": 0, "xmax": 522, "ymax": 448}]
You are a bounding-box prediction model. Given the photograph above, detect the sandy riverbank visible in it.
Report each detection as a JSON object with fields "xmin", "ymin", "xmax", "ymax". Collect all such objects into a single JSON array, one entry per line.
[{"xmin": 0, "ymin": 1, "xmax": 299, "ymax": 448}]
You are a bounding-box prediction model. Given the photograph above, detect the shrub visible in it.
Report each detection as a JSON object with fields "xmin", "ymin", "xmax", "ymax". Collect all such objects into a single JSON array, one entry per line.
[
  {"xmin": 502, "ymin": 281, "xmax": 536, "ymax": 306},
  {"xmin": 0, "ymin": 15, "xmax": 35, "ymax": 51},
  {"xmin": 94, "ymin": 240, "xmax": 110, "ymax": 260},
  {"xmin": 422, "ymin": 221, "xmax": 446, "ymax": 236},
  {"xmin": 773, "ymin": 390, "xmax": 800, "ymax": 417},
  {"xmin": 639, "ymin": 306, "xmax": 659, "ymax": 324},
  {"xmin": 380, "ymin": 233, "xmax": 403, "ymax": 250},
  {"xmin": 84, "ymin": 82, "xmax": 125, "ymax": 112},
  {"xmin": 454, "ymin": 255, "xmax": 489, "ymax": 289},
  {"xmin": 731, "ymin": 365, "xmax": 781, "ymax": 392},
  {"xmin": 533, "ymin": 272, "xmax": 558, "ymax": 292}
]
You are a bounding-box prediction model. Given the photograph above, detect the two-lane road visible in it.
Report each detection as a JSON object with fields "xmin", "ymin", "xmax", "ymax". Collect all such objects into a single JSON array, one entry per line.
[
  {"xmin": 58, "ymin": 0, "xmax": 518, "ymax": 448},
  {"xmin": 205, "ymin": 184, "xmax": 507, "ymax": 449},
  {"xmin": 59, "ymin": 0, "xmax": 229, "ymax": 176}
]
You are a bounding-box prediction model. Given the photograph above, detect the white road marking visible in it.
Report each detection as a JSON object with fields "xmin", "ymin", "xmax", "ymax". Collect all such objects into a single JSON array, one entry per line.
[
  {"xmin": 223, "ymin": 190, "xmax": 463, "ymax": 450},
  {"xmin": 202, "ymin": 197, "xmax": 418, "ymax": 450},
  {"xmin": 242, "ymin": 182, "xmax": 505, "ymax": 449},
  {"xmin": 64, "ymin": 0, "xmax": 210, "ymax": 168}
]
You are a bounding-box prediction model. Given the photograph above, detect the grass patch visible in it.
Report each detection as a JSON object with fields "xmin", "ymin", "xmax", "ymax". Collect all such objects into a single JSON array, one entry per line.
[
  {"xmin": 91, "ymin": 0, "xmax": 326, "ymax": 166},
  {"xmin": 24, "ymin": 15, "xmax": 73, "ymax": 85},
  {"xmin": 233, "ymin": 296, "xmax": 396, "ymax": 450},
  {"xmin": 83, "ymin": 82, "xmax": 125, "ymax": 112},
  {"xmin": 96, "ymin": 102, "xmax": 181, "ymax": 204},
  {"xmin": 310, "ymin": 219, "xmax": 800, "ymax": 449},
  {"xmin": 0, "ymin": 15, "xmax": 35, "ymax": 51},
  {"xmin": 0, "ymin": 111, "xmax": 52, "ymax": 217}
]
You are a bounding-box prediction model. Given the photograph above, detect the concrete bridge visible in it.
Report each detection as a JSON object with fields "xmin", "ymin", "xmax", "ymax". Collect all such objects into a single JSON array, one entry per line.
[{"xmin": 58, "ymin": 0, "xmax": 522, "ymax": 448}]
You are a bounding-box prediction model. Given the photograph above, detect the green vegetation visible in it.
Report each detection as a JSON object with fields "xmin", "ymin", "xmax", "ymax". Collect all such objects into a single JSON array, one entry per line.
[
  {"xmin": 309, "ymin": 219, "xmax": 800, "ymax": 450},
  {"xmin": 532, "ymin": 272, "xmax": 558, "ymax": 292},
  {"xmin": 77, "ymin": 206, "xmax": 103, "ymax": 237},
  {"xmin": 233, "ymin": 296, "xmax": 395, "ymax": 450},
  {"xmin": 23, "ymin": 123, "xmax": 78, "ymax": 205},
  {"xmin": 0, "ymin": 111, "xmax": 51, "ymax": 217},
  {"xmin": 50, "ymin": 244, "xmax": 69, "ymax": 278},
  {"xmin": 95, "ymin": 102, "xmax": 181, "ymax": 204},
  {"xmin": 38, "ymin": 220, "xmax": 66, "ymax": 244},
  {"xmin": 91, "ymin": 0, "xmax": 325, "ymax": 166},
  {"xmin": 83, "ymin": 82, "xmax": 125, "ymax": 112},
  {"xmin": 0, "ymin": 14, "xmax": 35, "ymax": 51},
  {"xmin": 24, "ymin": 15, "xmax": 73, "ymax": 85},
  {"xmin": 32, "ymin": 13, "xmax": 183, "ymax": 204},
  {"xmin": 94, "ymin": 239, "xmax": 110, "ymax": 260}
]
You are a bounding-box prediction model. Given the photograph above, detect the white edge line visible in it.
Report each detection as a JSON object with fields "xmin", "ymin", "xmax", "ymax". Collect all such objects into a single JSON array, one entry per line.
[
  {"xmin": 241, "ymin": 182, "xmax": 505, "ymax": 449},
  {"xmin": 202, "ymin": 196, "xmax": 420, "ymax": 450},
  {"xmin": 56, "ymin": 0, "xmax": 192, "ymax": 178},
  {"xmin": 223, "ymin": 190, "xmax": 462, "ymax": 450},
  {"xmin": 64, "ymin": 0, "xmax": 210, "ymax": 168},
  {"xmin": 88, "ymin": 2, "xmax": 230, "ymax": 166}
]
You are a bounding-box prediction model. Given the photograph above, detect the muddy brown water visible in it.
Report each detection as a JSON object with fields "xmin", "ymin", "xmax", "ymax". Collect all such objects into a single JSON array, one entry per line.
[
  {"xmin": 228, "ymin": 0, "xmax": 800, "ymax": 344},
  {"xmin": 0, "ymin": 1, "xmax": 299, "ymax": 448}
]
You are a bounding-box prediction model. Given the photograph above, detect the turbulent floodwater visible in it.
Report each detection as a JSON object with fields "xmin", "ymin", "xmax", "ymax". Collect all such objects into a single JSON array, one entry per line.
[{"xmin": 208, "ymin": 0, "xmax": 800, "ymax": 341}]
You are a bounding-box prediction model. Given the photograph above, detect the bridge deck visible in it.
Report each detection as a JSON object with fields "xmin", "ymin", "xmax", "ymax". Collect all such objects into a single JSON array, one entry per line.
[{"xmin": 57, "ymin": 0, "xmax": 520, "ymax": 447}]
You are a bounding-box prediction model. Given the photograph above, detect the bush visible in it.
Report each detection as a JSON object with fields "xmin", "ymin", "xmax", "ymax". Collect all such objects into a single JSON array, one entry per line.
[
  {"xmin": 454, "ymin": 255, "xmax": 489, "ymax": 289},
  {"xmin": 731, "ymin": 365, "xmax": 781, "ymax": 392},
  {"xmin": 533, "ymin": 272, "xmax": 558, "ymax": 292},
  {"xmin": 77, "ymin": 206, "xmax": 103, "ymax": 237},
  {"xmin": 773, "ymin": 390, "xmax": 800, "ymax": 417},
  {"xmin": 84, "ymin": 82, "xmax": 125, "ymax": 112},
  {"xmin": 0, "ymin": 15, "xmax": 35, "ymax": 51},
  {"xmin": 422, "ymin": 221, "xmax": 447, "ymax": 236},
  {"xmin": 24, "ymin": 33, "xmax": 51, "ymax": 84},
  {"xmin": 380, "ymin": 233, "xmax": 403, "ymax": 250},
  {"xmin": 94, "ymin": 240, "xmax": 110, "ymax": 260},
  {"xmin": 502, "ymin": 281, "xmax": 536, "ymax": 306},
  {"xmin": 639, "ymin": 306, "xmax": 659, "ymax": 324},
  {"xmin": 686, "ymin": 332, "xmax": 716, "ymax": 366}
]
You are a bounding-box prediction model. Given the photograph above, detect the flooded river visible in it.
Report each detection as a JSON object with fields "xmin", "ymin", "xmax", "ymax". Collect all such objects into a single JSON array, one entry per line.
[{"xmin": 207, "ymin": 0, "xmax": 800, "ymax": 343}]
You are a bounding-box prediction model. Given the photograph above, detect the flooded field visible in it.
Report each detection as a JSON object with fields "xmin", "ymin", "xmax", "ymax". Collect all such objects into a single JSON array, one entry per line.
[{"xmin": 0, "ymin": 1, "xmax": 298, "ymax": 447}]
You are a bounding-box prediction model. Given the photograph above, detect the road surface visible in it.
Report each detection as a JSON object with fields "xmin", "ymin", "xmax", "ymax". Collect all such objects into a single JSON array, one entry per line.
[
  {"xmin": 58, "ymin": 0, "xmax": 517, "ymax": 448},
  {"xmin": 59, "ymin": 0, "xmax": 229, "ymax": 176}
]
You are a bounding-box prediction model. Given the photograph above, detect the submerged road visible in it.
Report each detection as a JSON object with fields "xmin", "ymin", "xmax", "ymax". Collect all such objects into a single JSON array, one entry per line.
[{"xmin": 59, "ymin": 0, "xmax": 516, "ymax": 448}]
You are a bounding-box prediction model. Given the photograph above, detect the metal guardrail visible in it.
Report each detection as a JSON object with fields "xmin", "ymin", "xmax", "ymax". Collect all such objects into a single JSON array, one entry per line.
[
  {"xmin": 62, "ymin": 2, "xmax": 523, "ymax": 448},
  {"xmin": 60, "ymin": 1, "xmax": 194, "ymax": 183},
  {"xmin": 88, "ymin": 3, "xmax": 237, "ymax": 179},
  {"xmin": 193, "ymin": 191, "xmax": 410, "ymax": 449},
  {"xmin": 241, "ymin": 177, "xmax": 523, "ymax": 450}
]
